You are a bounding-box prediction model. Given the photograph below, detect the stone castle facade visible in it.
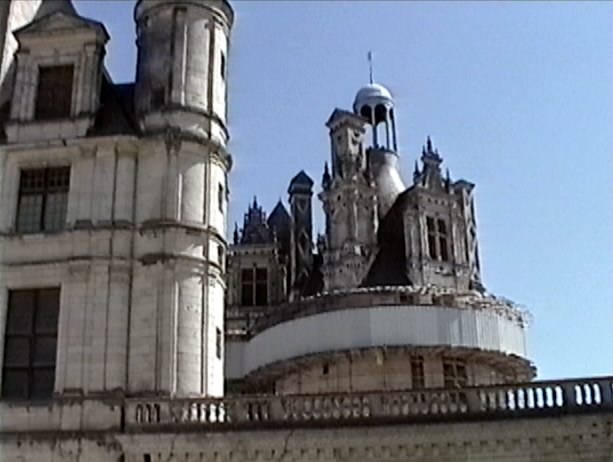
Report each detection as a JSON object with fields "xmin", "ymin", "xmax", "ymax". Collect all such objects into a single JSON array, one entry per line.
[{"xmin": 0, "ymin": 1, "xmax": 610, "ymax": 461}]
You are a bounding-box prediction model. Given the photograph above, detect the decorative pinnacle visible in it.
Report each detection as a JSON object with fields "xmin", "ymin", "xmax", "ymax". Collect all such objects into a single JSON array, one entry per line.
[
  {"xmin": 426, "ymin": 136, "xmax": 433, "ymax": 153},
  {"xmin": 367, "ymin": 51, "xmax": 374, "ymax": 84},
  {"xmin": 233, "ymin": 223, "xmax": 239, "ymax": 244}
]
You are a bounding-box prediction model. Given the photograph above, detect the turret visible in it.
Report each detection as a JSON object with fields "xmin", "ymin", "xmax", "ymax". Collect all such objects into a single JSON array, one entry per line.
[
  {"xmin": 288, "ymin": 171, "xmax": 314, "ymax": 297},
  {"xmin": 134, "ymin": 0, "xmax": 234, "ymax": 145},
  {"xmin": 353, "ymin": 83, "xmax": 405, "ymax": 217},
  {"xmin": 127, "ymin": 0, "xmax": 235, "ymax": 398},
  {"xmin": 319, "ymin": 110, "xmax": 378, "ymax": 291}
]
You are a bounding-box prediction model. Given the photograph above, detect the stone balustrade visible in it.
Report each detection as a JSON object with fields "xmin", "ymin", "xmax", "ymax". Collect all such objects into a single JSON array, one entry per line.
[
  {"xmin": 126, "ymin": 376, "xmax": 613, "ymax": 431},
  {"xmin": 236, "ymin": 286, "xmax": 528, "ymax": 336}
]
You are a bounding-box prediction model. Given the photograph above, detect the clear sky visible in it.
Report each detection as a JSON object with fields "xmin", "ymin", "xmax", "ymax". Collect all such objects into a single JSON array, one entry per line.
[{"xmin": 75, "ymin": 0, "xmax": 612, "ymax": 381}]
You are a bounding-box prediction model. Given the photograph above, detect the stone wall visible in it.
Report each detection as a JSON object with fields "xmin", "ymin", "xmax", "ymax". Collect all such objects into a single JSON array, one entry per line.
[
  {"xmin": 3, "ymin": 411, "xmax": 608, "ymax": 462},
  {"xmin": 0, "ymin": 0, "xmax": 43, "ymax": 104}
]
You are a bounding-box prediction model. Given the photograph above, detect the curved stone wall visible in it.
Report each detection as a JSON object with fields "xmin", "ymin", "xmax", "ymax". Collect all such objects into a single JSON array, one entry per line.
[{"xmin": 232, "ymin": 304, "xmax": 528, "ymax": 379}]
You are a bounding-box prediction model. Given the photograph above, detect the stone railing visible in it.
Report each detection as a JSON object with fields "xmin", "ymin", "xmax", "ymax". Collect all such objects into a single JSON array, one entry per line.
[{"xmin": 125, "ymin": 376, "xmax": 613, "ymax": 431}]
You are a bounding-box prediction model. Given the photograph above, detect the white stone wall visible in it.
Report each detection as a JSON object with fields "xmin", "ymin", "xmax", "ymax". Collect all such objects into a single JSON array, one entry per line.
[
  {"xmin": 0, "ymin": 0, "xmax": 43, "ymax": 105},
  {"xmin": 274, "ymin": 350, "xmax": 517, "ymax": 394},
  {"xmin": 0, "ymin": 410, "xmax": 611, "ymax": 461},
  {"xmin": 118, "ymin": 413, "xmax": 613, "ymax": 462},
  {"xmin": 0, "ymin": 136, "xmax": 227, "ymax": 397},
  {"xmin": 229, "ymin": 304, "xmax": 527, "ymax": 380}
]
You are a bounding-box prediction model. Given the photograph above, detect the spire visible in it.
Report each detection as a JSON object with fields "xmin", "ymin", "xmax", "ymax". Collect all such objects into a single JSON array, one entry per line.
[
  {"xmin": 34, "ymin": 0, "xmax": 78, "ymax": 21},
  {"xmin": 426, "ymin": 136, "xmax": 433, "ymax": 153},
  {"xmin": 322, "ymin": 162, "xmax": 331, "ymax": 189},
  {"xmin": 367, "ymin": 51, "xmax": 374, "ymax": 84},
  {"xmin": 233, "ymin": 223, "xmax": 239, "ymax": 245}
]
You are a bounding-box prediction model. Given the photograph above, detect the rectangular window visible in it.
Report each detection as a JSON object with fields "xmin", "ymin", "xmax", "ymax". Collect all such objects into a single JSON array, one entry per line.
[
  {"xmin": 218, "ymin": 183, "xmax": 224, "ymax": 212},
  {"xmin": 241, "ymin": 268, "xmax": 254, "ymax": 307},
  {"xmin": 255, "ymin": 268, "xmax": 268, "ymax": 306},
  {"xmin": 150, "ymin": 87, "xmax": 165, "ymax": 110},
  {"xmin": 215, "ymin": 327, "xmax": 222, "ymax": 360},
  {"xmin": 240, "ymin": 267, "xmax": 268, "ymax": 307},
  {"xmin": 2, "ymin": 288, "xmax": 60, "ymax": 400},
  {"xmin": 426, "ymin": 216, "xmax": 450, "ymax": 262},
  {"xmin": 410, "ymin": 356, "xmax": 425, "ymax": 389},
  {"xmin": 35, "ymin": 65, "xmax": 74, "ymax": 120},
  {"xmin": 443, "ymin": 358, "xmax": 468, "ymax": 388},
  {"xmin": 426, "ymin": 216, "xmax": 437, "ymax": 259},
  {"xmin": 220, "ymin": 52, "xmax": 226, "ymax": 80},
  {"xmin": 17, "ymin": 167, "xmax": 70, "ymax": 233},
  {"xmin": 217, "ymin": 244, "xmax": 224, "ymax": 270}
]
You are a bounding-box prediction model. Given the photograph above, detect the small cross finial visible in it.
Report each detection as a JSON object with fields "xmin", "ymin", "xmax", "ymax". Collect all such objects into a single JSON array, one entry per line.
[{"xmin": 367, "ymin": 51, "xmax": 374, "ymax": 84}]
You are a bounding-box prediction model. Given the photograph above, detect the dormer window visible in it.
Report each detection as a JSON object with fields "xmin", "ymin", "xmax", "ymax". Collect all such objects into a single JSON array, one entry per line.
[{"xmin": 35, "ymin": 65, "xmax": 74, "ymax": 120}]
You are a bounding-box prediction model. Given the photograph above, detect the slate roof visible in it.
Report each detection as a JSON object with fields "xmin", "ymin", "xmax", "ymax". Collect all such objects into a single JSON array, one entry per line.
[
  {"xmin": 361, "ymin": 189, "xmax": 412, "ymax": 287},
  {"xmin": 88, "ymin": 77, "xmax": 138, "ymax": 137}
]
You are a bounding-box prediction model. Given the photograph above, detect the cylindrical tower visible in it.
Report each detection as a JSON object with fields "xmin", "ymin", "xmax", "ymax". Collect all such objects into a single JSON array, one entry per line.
[
  {"xmin": 134, "ymin": 0, "xmax": 233, "ymax": 145},
  {"xmin": 128, "ymin": 0, "xmax": 233, "ymax": 398}
]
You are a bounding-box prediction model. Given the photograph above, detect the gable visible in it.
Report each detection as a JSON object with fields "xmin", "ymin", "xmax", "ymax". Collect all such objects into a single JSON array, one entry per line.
[{"xmin": 14, "ymin": 11, "xmax": 108, "ymax": 41}]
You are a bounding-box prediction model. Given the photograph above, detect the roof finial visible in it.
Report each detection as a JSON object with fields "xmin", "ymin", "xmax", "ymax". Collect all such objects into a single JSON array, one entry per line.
[
  {"xmin": 426, "ymin": 136, "xmax": 432, "ymax": 153},
  {"xmin": 367, "ymin": 51, "xmax": 374, "ymax": 84},
  {"xmin": 233, "ymin": 223, "xmax": 239, "ymax": 245}
]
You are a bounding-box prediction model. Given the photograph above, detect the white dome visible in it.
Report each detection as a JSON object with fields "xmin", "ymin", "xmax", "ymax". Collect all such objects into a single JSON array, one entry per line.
[{"xmin": 353, "ymin": 83, "xmax": 394, "ymax": 111}]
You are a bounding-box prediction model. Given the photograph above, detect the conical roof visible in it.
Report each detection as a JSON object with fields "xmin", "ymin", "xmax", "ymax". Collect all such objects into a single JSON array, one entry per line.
[{"xmin": 34, "ymin": 0, "xmax": 78, "ymax": 21}]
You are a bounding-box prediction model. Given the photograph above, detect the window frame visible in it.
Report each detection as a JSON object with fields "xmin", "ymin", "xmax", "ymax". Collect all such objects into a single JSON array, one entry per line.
[
  {"xmin": 410, "ymin": 356, "xmax": 425, "ymax": 389},
  {"xmin": 16, "ymin": 166, "xmax": 70, "ymax": 234},
  {"xmin": 215, "ymin": 327, "xmax": 222, "ymax": 360},
  {"xmin": 34, "ymin": 64, "xmax": 74, "ymax": 121},
  {"xmin": 442, "ymin": 358, "xmax": 468, "ymax": 388},
  {"xmin": 426, "ymin": 216, "xmax": 451, "ymax": 262},
  {"xmin": 2, "ymin": 288, "xmax": 60, "ymax": 401},
  {"xmin": 240, "ymin": 266, "xmax": 268, "ymax": 307},
  {"xmin": 218, "ymin": 183, "xmax": 224, "ymax": 213}
]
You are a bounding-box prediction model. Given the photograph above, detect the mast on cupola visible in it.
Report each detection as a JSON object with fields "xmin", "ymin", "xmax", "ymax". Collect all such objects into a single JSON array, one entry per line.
[
  {"xmin": 352, "ymin": 56, "xmax": 406, "ymax": 217},
  {"xmin": 353, "ymin": 52, "xmax": 397, "ymax": 152}
]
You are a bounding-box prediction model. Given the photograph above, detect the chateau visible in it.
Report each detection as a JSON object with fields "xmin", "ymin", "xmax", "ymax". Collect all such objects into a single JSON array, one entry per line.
[{"xmin": 0, "ymin": 1, "xmax": 610, "ymax": 461}]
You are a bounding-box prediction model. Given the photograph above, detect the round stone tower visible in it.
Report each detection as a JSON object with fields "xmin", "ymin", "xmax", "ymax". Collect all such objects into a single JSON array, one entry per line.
[
  {"xmin": 134, "ymin": 0, "xmax": 233, "ymax": 145},
  {"xmin": 127, "ymin": 0, "xmax": 233, "ymax": 398}
]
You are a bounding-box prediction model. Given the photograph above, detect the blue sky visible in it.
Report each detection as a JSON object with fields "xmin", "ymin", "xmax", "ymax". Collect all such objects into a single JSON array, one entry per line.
[{"xmin": 75, "ymin": 0, "xmax": 612, "ymax": 380}]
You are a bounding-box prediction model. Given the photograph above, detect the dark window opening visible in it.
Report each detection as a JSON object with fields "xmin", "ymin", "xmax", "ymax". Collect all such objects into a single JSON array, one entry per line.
[
  {"xmin": 240, "ymin": 267, "xmax": 268, "ymax": 307},
  {"xmin": 218, "ymin": 183, "xmax": 224, "ymax": 212},
  {"xmin": 17, "ymin": 167, "xmax": 70, "ymax": 234},
  {"xmin": 322, "ymin": 363, "xmax": 329, "ymax": 376},
  {"xmin": 360, "ymin": 105, "xmax": 372, "ymax": 121},
  {"xmin": 217, "ymin": 244, "xmax": 224, "ymax": 269},
  {"xmin": 151, "ymin": 87, "xmax": 165, "ymax": 110},
  {"xmin": 255, "ymin": 268, "xmax": 268, "ymax": 306},
  {"xmin": 426, "ymin": 216, "xmax": 450, "ymax": 262},
  {"xmin": 443, "ymin": 358, "xmax": 468, "ymax": 388},
  {"xmin": 220, "ymin": 52, "xmax": 226, "ymax": 80},
  {"xmin": 240, "ymin": 269, "xmax": 254, "ymax": 307},
  {"xmin": 2, "ymin": 288, "xmax": 60, "ymax": 400},
  {"xmin": 411, "ymin": 356, "xmax": 425, "ymax": 389},
  {"xmin": 374, "ymin": 103, "xmax": 387, "ymax": 125},
  {"xmin": 35, "ymin": 65, "xmax": 74, "ymax": 120},
  {"xmin": 215, "ymin": 327, "xmax": 222, "ymax": 360}
]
